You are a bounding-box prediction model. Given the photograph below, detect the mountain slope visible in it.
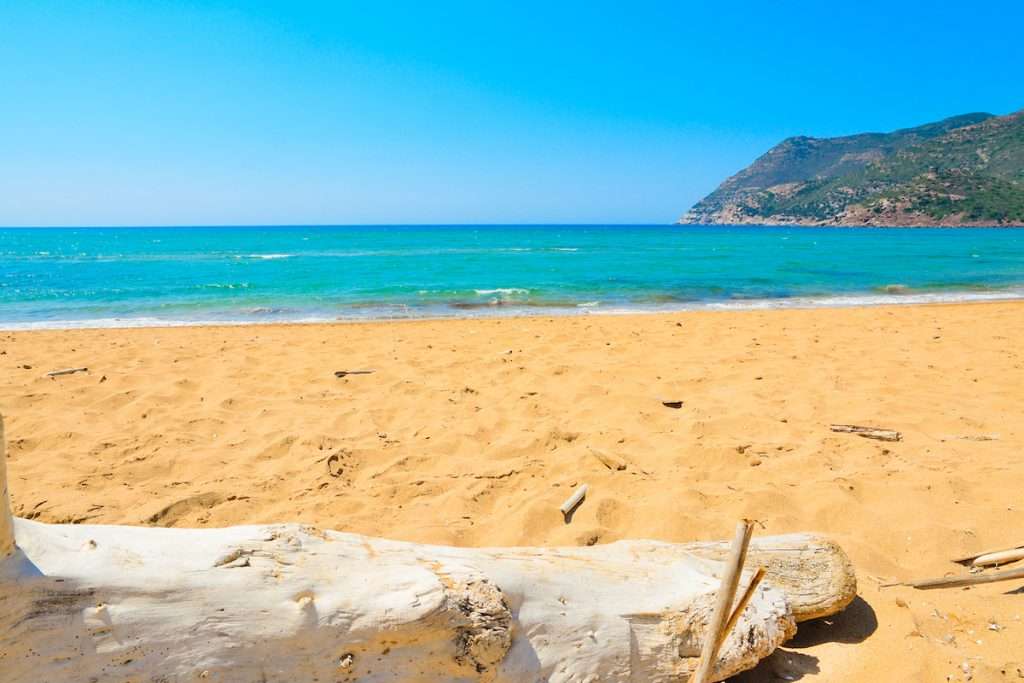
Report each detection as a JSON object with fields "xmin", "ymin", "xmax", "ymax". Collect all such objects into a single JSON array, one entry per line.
[{"xmin": 679, "ymin": 110, "xmax": 1024, "ymax": 226}]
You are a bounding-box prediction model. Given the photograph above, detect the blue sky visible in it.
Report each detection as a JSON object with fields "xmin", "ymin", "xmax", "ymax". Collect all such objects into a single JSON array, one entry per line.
[{"xmin": 1, "ymin": 1, "xmax": 1022, "ymax": 226}]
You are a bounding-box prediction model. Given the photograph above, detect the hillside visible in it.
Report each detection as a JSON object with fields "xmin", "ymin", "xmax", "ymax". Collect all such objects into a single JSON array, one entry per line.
[{"xmin": 679, "ymin": 110, "xmax": 1024, "ymax": 226}]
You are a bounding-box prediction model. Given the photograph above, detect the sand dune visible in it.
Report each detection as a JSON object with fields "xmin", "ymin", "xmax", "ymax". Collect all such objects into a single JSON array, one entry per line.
[{"xmin": 2, "ymin": 302, "xmax": 1022, "ymax": 681}]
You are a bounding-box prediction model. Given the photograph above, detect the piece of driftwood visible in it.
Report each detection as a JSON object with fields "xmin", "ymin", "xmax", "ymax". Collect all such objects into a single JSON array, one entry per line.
[
  {"xmin": 0, "ymin": 416, "xmax": 856, "ymax": 682},
  {"xmin": 559, "ymin": 483, "xmax": 588, "ymax": 518},
  {"xmin": 953, "ymin": 544, "xmax": 1024, "ymax": 565},
  {"xmin": 683, "ymin": 534, "xmax": 857, "ymax": 621},
  {"xmin": 334, "ymin": 369, "xmax": 374, "ymax": 378},
  {"xmin": 830, "ymin": 424, "xmax": 902, "ymax": 442},
  {"xmin": 722, "ymin": 566, "xmax": 767, "ymax": 649},
  {"xmin": 899, "ymin": 566, "xmax": 1024, "ymax": 590},
  {"xmin": 972, "ymin": 548, "xmax": 1024, "ymax": 568},
  {"xmin": 588, "ymin": 447, "xmax": 627, "ymax": 471},
  {"xmin": 0, "ymin": 421, "xmax": 11, "ymax": 560},
  {"xmin": 692, "ymin": 521, "xmax": 754, "ymax": 683},
  {"xmin": 45, "ymin": 367, "xmax": 88, "ymax": 377}
]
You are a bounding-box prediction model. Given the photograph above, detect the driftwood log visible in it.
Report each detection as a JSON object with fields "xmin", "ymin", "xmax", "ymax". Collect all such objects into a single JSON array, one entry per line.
[{"xmin": 0, "ymin": 416, "xmax": 855, "ymax": 682}]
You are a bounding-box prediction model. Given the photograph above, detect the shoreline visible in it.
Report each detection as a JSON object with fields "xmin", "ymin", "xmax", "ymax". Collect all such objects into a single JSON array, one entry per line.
[
  {"xmin": 3, "ymin": 287, "xmax": 1024, "ymax": 331},
  {"xmin": 6, "ymin": 286, "xmax": 1024, "ymax": 331}
]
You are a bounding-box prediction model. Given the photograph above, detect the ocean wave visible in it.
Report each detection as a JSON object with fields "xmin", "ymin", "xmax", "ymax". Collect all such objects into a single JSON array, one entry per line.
[
  {"xmin": 196, "ymin": 282, "xmax": 251, "ymax": 289},
  {"xmin": 3, "ymin": 286, "xmax": 1024, "ymax": 331},
  {"xmin": 238, "ymin": 253, "xmax": 293, "ymax": 260},
  {"xmin": 473, "ymin": 288, "xmax": 529, "ymax": 296},
  {"xmin": 244, "ymin": 306, "xmax": 291, "ymax": 315}
]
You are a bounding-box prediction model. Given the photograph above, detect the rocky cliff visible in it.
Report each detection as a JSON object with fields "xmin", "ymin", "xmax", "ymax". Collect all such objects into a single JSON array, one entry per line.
[{"xmin": 679, "ymin": 110, "xmax": 1024, "ymax": 226}]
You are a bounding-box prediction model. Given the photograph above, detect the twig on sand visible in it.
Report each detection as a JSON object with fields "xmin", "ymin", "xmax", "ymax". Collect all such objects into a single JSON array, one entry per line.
[
  {"xmin": 588, "ymin": 448, "xmax": 626, "ymax": 471},
  {"xmin": 334, "ymin": 370, "xmax": 375, "ymax": 378},
  {"xmin": 559, "ymin": 484, "xmax": 588, "ymax": 520},
  {"xmin": 971, "ymin": 548, "xmax": 1024, "ymax": 568},
  {"xmin": 46, "ymin": 367, "xmax": 88, "ymax": 377},
  {"xmin": 830, "ymin": 424, "xmax": 902, "ymax": 442},
  {"xmin": 950, "ymin": 544, "xmax": 1024, "ymax": 565},
  {"xmin": 888, "ymin": 565, "xmax": 1024, "ymax": 590},
  {"xmin": 953, "ymin": 544, "xmax": 1024, "ymax": 565},
  {"xmin": 692, "ymin": 520, "xmax": 755, "ymax": 683},
  {"xmin": 951, "ymin": 434, "xmax": 1000, "ymax": 442}
]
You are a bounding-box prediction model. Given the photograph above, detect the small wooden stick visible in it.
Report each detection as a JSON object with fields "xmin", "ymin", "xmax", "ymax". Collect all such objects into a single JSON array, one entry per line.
[
  {"xmin": 953, "ymin": 544, "xmax": 1024, "ymax": 565},
  {"xmin": 692, "ymin": 520, "xmax": 754, "ymax": 683},
  {"xmin": 559, "ymin": 484, "xmax": 588, "ymax": 519},
  {"xmin": 973, "ymin": 549, "xmax": 1024, "ymax": 568},
  {"xmin": 588, "ymin": 448, "xmax": 626, "ymax": 471},
  {"xmin": 333, "ymin": 370, "xmax": 374, "ymax": 378},
  {"xmin": 46, "ymin": 367, "xmax": 88, "ymax": 377},
  {"xmin": 719, "ymin": 566, "xmax": 767, "ymax": 649},
  {"xmin": 907, "ymin": 565, "xmax": 1024, "ymax": 590},
  {"xmin": 830, "ymin": 424, "xmax": 901, "ymax": 442}
]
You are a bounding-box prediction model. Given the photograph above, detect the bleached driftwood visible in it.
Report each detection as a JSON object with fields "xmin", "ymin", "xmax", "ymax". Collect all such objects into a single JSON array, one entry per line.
[
  {"xmin": 830, "ymin": 424, "xmax": 902, "ymax": 442},
  {"xmin": 901, "ymin": 566, "xmax": 1024, "ymax": 590},
  {"xmin": 682, "ymin": 533, "xmax": 857, "ymax": 621},
  {"xmin": 45, "ymin": 366, "xmax": 89, "ymax": 377},
  {"xmin": 953, "ymin": 544, "xmax": 1024, "ymax": 566},
  {"xmin": 722, "ymin": 567, "xmax": 767, "ymax": 643},
  {"xmin": 973, "ymin": 548, "xmax": 1024, "ymax": 568},
  {"xmin": 0, "ymin": 417, "xmax": 855, "ymax": 683},
  {"xmin": 559, "ymin": 483, "xmax": 588, "ymax": 518},
  {"xmin": 692, "ymin": 521, "xmax": 754, "ymax": 683},
  {"xmin": 588, "ymin": 447, "xmax": 627, "ymax": 471}
]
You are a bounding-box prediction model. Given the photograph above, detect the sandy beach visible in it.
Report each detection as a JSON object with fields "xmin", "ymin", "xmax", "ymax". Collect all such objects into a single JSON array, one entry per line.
[{"xmin": 2, "ymin": 302, "xmax": 1022, "ymax": 681}]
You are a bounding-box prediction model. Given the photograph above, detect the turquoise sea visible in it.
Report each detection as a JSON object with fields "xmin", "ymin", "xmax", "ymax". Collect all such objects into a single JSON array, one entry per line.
[{"xmin": 2, "ymin": 225, "xmax": 1023, "ymax": 329}]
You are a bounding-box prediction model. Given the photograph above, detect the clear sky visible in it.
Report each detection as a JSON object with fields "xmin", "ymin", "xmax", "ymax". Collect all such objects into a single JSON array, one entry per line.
[{"xmin": 1, "ymin": 1, "xmax": 1022, "ymax": 226}]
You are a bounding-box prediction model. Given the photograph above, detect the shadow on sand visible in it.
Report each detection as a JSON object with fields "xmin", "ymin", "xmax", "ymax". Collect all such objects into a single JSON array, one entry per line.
[{"xmin": 729, "ymin": 596, "xmax": 878, "ymax": 681}]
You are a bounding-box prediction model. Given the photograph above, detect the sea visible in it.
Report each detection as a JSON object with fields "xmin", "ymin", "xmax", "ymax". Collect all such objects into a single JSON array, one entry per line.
[{"xmin": 2, "ymin": 225, "xmax": 1023, "ymax": 329}]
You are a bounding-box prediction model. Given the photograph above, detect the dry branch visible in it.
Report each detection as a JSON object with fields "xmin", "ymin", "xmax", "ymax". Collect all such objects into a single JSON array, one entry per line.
[
  {"xmin": 721, "ymin": 566, "xmax": 767, "ymax": 649},
  {"xmin": 559, "ymin": 483, "xmax": 588, "ymax": 518},
  {"xmin": 334, "ymin": 369, "xmax": 374, "ymax": 377},
  {"xmin": 903, "ymin": 566, "xmax": 1024, "ymax": 590},
  {"xmin": 692, "ymin": 521, "xmax": 754, "ymax": 683},
  {"xmin": 588, "ymin": 448, "xmax": 627, "ymax": 471},
  {"xmin": 830, "ymin": 424, "xmax": 902, "ymax": 441},
  {"xmin": 953, "ymin": 544, "xmax": 1024, "ymax": 565},
  {"xmin": 45, "ymin": 367, "xmax": 88, "ymax": 377},
  {"xmin": 973, "ymin": 548, "xmax": 1024, "ymax": 568}
]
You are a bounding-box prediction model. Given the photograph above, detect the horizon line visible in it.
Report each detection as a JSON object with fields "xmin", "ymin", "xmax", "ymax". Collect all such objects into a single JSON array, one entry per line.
[{"xmin": 0, "ymin": 222, "xmax": 678, "ymax": 229}]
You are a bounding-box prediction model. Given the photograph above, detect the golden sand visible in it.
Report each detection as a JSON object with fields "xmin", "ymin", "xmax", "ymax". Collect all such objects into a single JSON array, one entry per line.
[{"xmin": 2, "ymin": 302, "xmax": 1023, "ymax": 680}]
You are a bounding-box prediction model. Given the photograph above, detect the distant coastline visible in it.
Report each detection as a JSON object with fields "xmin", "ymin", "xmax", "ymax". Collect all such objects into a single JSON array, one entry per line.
[{"xmin": 680, "ymin": 109, "xmax": 1024, "ymax": 227}]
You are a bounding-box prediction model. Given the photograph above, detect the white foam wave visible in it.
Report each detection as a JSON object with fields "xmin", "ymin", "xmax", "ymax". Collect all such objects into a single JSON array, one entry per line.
[
  {"xmin": 240, "ymin": 253, "xmax": 293, "ymax": 260},
  {"xmin": 473, "ymin": 288, "xmax": 529, "ymax": 296},
  {"xmin": 3, "ymin": 287, "xmax": 1023, "ymax": 331}
]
